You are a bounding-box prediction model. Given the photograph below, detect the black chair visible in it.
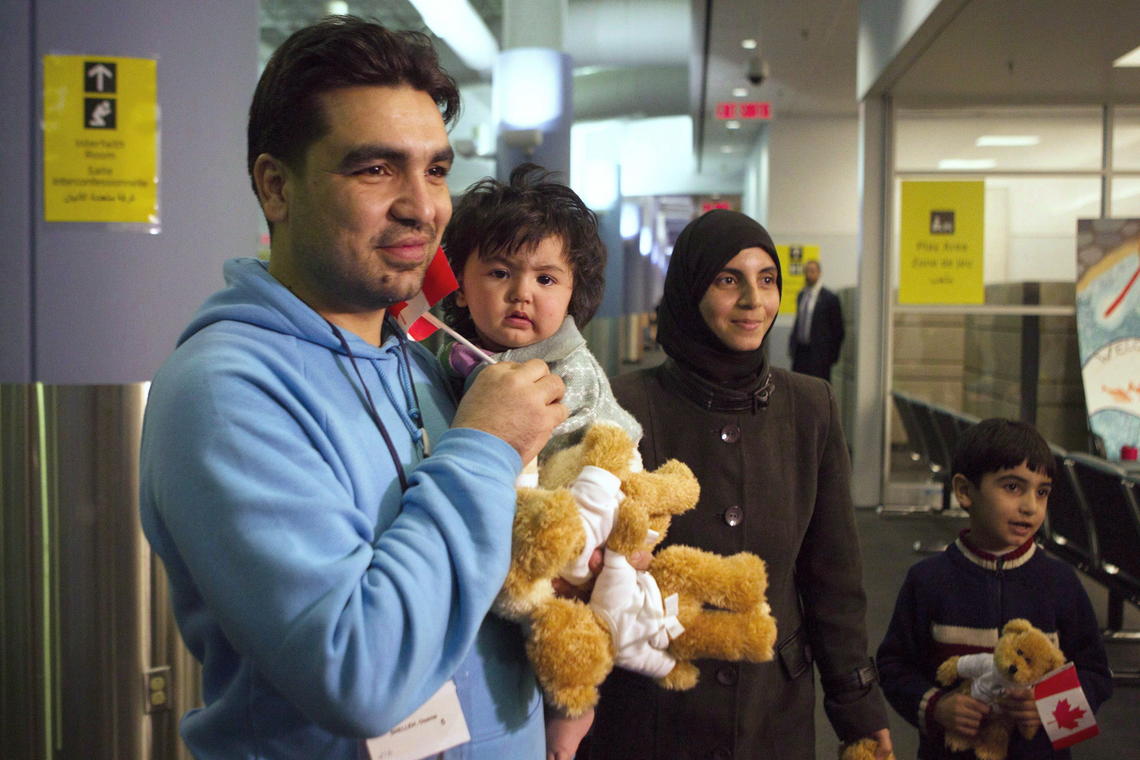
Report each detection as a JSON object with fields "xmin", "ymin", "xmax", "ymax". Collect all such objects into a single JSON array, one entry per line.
[
  {"xmin": 1038, "ymin": 449, "xmax": 1098, "ymax": 574},
  {"xmin": 1067, "ymin": 453, "xmax": 1140, "ymax": 629},
  {"xmin": 913, "ymin": 402, "xmax": 952, "ymax": 478},
  {"xmin": 920, "ymin": 404, "xmax": 962, "ymax": 512},
  {"xmin": 1066, "ymin": 452, "xmax": 1140, "ymax": 685},
  {"xmin": 891, "ymin": 391, "xmax": 928, "ymax": 466}
]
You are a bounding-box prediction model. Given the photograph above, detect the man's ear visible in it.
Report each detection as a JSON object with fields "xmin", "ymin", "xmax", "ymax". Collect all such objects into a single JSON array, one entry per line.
[
  {"xmin": 951, "ymin": 473, "xmax": 974, "ymax": 510},
  {"xmin": 253, "ymin": 153, "xmax": 290, "ymax": 224}
]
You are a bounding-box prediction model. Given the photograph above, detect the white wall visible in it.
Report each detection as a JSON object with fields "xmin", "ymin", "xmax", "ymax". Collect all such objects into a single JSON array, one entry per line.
[{"xmin": 767, "ymin": 116, "xmax": 861, "ymax": 289}]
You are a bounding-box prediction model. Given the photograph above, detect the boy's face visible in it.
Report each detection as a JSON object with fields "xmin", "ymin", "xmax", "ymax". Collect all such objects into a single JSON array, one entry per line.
[
  {"xmin": 952, "ymin": 460, "xmax": 1052, "ymax": 554},
  {"xmin": 456, "ymin": 235, "xmax": 574, "ymax": 352}
]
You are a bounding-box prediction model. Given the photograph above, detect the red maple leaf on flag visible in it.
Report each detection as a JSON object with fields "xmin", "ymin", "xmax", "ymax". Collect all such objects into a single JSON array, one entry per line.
[{"xmin": 1051, "ymin": 699, "xmax": 1087, "ymax": 730}]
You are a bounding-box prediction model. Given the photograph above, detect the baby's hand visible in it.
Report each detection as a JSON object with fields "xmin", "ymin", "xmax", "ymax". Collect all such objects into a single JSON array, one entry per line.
[
  {"xmin": 933, "ymin": 691, "xmax": 990, "ymax": 737},
  {"xmin": 997, "ymin": 687, "xmax": 1042, "ymax": 739},
  {"xmin": 550, "ymin": 549, "xmax": 651, "ymax": 600}
]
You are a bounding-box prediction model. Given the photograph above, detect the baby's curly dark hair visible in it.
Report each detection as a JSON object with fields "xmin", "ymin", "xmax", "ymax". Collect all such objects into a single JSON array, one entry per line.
[{"xmin": 441, "ymin": 163, "xmax": 606, "ymax": 340}]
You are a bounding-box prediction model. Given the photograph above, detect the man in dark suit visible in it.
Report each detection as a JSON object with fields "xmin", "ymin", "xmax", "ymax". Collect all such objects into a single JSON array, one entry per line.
[{"xmin": 789, "ymin": 260, "xmax": 844, "ymax": 382}]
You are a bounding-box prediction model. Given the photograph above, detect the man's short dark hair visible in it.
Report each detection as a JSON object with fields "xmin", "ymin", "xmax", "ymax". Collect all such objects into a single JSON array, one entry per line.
[
  {"xmin": 952, "ymin": 417, "xmax": 1055, "ymax": 485},
  {"xmin": 441, "ymin": 163, "xmax": 607, "ymax": 338},
  {"xmin": 247, "ymin": 15, "xmax": 460, "ymax": 196}
]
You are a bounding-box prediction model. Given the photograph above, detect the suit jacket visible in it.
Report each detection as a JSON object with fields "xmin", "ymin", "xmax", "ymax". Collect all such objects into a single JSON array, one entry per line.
[{"xmin": 790, "ymin": 286, "xmax": 844, "ymax": 375}]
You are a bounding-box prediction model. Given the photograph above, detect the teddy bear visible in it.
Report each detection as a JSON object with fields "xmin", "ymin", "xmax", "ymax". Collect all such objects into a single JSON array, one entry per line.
[
  {"xmin": 493, "ymin": 422, "xmax": 778, "ymax": 717},
  {"xmin": 838, "ymin": 737, "xmax": 895, "ymax": 760},
  {"xmin": 935, "ymin": 618, "xmax": 1066, "ymax": 760}
]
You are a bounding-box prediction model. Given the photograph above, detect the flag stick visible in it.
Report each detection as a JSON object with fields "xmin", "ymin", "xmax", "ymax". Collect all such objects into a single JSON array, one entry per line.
[{"xmin": 420, "ymin": 312, "xmax": 497, "ymax": 364}]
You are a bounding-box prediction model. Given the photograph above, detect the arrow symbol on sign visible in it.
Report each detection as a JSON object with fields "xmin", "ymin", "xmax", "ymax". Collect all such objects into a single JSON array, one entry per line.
[{"xmin": 88, "ymin": 63, "xmax": 114, "ymax": 91}]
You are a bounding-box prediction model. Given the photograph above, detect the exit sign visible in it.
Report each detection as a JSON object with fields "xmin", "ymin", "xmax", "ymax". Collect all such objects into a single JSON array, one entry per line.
[{"xmin": 715, "ymin": 101, "xmax": 772, "ymax": 120}]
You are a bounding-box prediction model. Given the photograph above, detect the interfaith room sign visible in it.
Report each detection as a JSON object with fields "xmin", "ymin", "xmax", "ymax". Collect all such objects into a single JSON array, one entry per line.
[
  {"xmin": 1074, "ymin": 218, "xmax": 1140, "ymax": 460},
  {"xmin": 42, "ymin": 54, "xmax": 159, "ymax": 226},
  {"xmin": 898, "ymin": 181, "xmax": 984, "ymax": 304},
  {"xmin": 775, "ymin": 244, "xmax": 820, "ymax": 316}
]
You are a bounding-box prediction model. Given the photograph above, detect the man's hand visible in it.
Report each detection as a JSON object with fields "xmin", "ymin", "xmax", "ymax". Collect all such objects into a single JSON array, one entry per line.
[
  {"xmin": 933, "ymin": 691, "xmax": 991, "ymax": 737},
  {"xmin": 997, "ymin": 687, "xmax": 1042, "ymax": 739},
  {"xmin": 453, "ymin": 359, "xmax": 566, "ymax": 464},
  {"xmin": 869, "ymin": 728, "xmax": 894, "ymax": 759},
  {"xmin": 545, "ymin": 706, "xmax": 594, "ymax": 760}
]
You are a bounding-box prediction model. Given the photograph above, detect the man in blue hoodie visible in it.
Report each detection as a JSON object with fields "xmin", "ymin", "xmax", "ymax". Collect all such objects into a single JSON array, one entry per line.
[{"xmin": 139, "ymin": 16, "xmax": 566, "ymax": 760}]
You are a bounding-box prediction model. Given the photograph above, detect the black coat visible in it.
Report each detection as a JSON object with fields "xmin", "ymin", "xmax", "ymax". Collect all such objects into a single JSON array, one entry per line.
[
  {"xmin": 789, "ymin": 286, "xmax": 844, "ymax": 380},
  {"xmin": 585, "ymin": 359, "xmax": 887, "ymax": 760}
]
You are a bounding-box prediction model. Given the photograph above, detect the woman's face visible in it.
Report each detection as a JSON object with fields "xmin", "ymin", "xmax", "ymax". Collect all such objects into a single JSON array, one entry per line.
[{"xmin": 698, "ymin": 246, "xmax": 780, "ymax": 352}]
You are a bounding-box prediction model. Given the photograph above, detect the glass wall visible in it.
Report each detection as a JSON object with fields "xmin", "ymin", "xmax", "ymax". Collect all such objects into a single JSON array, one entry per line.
[{"xmin": 886, "ymin": 105, "xmax": 1140, "ymax": 497}]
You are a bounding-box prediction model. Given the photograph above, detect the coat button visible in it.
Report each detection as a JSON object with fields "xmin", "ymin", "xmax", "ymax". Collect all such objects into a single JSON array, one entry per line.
[
  {"xmin": 723, "ymin": 505, "xmax": 744, "ymax": 527},
  {"xmin": 716, "ymin": 666, "xmax": 738, "ymax": 686},
  {"xmin": 719, "ymin": 424, "xmax": 741, "ymax": 443}
]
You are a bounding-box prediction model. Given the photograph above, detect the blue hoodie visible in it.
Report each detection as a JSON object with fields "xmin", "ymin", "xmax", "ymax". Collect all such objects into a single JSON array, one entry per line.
[{"xmin": 140, "ymin": 258, "xmax": 543, "ymax": 759}]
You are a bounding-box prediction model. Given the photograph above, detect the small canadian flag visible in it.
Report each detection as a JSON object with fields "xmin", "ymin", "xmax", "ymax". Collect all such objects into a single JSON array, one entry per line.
[
  {"xmin": 389, "ymin": 247, "xmax": 458, "ymax": 340},
  {"xmin": 1033, "ymin": 662, "xmax": 1099, "ymax": 750}
]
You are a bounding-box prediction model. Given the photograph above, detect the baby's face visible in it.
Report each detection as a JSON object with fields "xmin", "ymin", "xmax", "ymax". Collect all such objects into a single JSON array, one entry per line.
[{"xmin": 456, "ymin": 236, "xmax": 574, "ymax": 352}]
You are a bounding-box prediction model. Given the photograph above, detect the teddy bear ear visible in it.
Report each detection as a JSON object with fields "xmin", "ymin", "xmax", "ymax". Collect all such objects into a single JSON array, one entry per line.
[{"xmin": 1003, "ymin": 618, "xmax": 1032, "ymax": 635}]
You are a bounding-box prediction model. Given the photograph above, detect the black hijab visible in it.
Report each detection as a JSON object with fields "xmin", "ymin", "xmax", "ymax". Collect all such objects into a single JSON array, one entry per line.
[{"xmin": 656, "ymin": 209, "xmax": 782, "ymax": 388}]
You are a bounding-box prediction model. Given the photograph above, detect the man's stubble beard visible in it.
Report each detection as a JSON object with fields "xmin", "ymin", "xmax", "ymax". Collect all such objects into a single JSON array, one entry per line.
[{"xmin": 308, "ymin": 231, "xmax": 437, "ymax": 312}]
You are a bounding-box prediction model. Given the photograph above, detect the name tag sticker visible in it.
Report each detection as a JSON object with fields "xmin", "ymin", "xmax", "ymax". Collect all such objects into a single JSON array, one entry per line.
[{"xmin": 363, "ymin": 680, "xmax": 470, "ymax": 760}]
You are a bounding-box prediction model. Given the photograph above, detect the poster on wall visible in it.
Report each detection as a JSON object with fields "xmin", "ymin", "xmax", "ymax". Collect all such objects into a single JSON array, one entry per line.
[
  {"xmin": 898, "ymin": 181, "xmax": 984, "ymax": 304},
  {"xmin": 775, "ymin": 244, "xmax": 820, "ymax": 316},
  {"xmin": 42, "ymin": 54, "xmax": 159, "ymax": 228},
  {"xmin": 1075, "ymin": 218, "xmax": 1140, "ymax": 460}
]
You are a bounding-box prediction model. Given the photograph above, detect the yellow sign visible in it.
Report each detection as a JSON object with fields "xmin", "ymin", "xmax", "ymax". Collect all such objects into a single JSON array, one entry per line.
[
  {"xmin": 43, "ymin": 55, "xmax": 158, "ymax": 224},
  {"xmin": 898, "ymin": 181, "xmax": 984, "ymax": 304},
  {"xmin": 774, "ymin": 244, "xmax": 820, "ymax": 315}
]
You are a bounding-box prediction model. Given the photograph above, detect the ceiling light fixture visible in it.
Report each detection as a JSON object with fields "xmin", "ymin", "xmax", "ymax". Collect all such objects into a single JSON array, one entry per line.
[
  {"xmin": 726, "ymin": 120, "xmax": 741, "ymax": 130},
  {"xmin": 1113, "ymin": 44, "xmax": 1140, "ymax": 67},
  {"xmin": 975, "ymin": 135, "xmax": 1040, "ymax": 147},
  {"xmin": 938, "ymin": 158, "xmax": 997, "ymax": 170},
  {"xmin": 325, "ymin": 1, "xmax": 349, "ymax": 14},
  {"xmin": 732, "ymin": 87, "xmax": 748, "ymax": 98},
  {"xmin": 741, "ymin": 39, "xmax": 758, "ymax": 50},
  {"xmin": 407, "ymin": 0, "xmax": 499, "ymax": 75}
]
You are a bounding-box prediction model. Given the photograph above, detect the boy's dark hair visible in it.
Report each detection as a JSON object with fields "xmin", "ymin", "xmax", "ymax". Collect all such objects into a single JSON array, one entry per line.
[
  {"xmin": 441, "ymin": 163, "xmax": 607, "ymax": 338},
  {"xmin": 247, "ymin": 15, "xmax": 460, "ymax": 198},
  {"xmin": 952, "ymin": 417, "xmax": 1056, "ymax": 485}
]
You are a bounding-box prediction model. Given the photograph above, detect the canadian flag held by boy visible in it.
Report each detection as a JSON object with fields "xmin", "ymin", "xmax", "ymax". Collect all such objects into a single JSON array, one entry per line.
[
  {"xmin": 389, "ymin": 247, "xmax": 458, "ymax": 340},
  {"xmin": 1033, "ymin": 662, "xmax": 1099, "ymax": 750}
]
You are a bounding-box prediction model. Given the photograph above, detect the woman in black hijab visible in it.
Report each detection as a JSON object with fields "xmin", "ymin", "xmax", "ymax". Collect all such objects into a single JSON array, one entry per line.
[{"xmin": 587, "ymin": 210, "xmax": 892, "ymax": 759}]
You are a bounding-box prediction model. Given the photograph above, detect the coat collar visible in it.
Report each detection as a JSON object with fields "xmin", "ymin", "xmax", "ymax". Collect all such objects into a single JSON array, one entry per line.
[
  {"xmin": 954, "ymin": 529, "xmax": 1037, "ymax": 571},
  {"xmin": 658, "ymin": 358, "xmax": 773, "ymax": 413}
]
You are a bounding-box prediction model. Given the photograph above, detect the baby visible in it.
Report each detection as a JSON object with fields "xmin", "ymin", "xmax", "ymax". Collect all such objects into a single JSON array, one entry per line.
[{"xmin": 439, "ymin": 164, "xmax": 668, "ymax": 759}]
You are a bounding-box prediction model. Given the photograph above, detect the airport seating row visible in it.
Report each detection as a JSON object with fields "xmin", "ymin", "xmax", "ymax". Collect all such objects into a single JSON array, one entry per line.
[{"xmin": 890, "ymin": 390, "xmax": 1140, "ymax": 683}]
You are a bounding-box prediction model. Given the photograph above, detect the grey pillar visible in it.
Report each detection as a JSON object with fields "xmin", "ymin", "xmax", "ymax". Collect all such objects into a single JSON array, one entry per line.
[
  {"xmin": 850, "ymin": 95, "xmax": 892, "ymax": 508},
  {"xmin": 2, "ymin": 2, "xmax": 259, "ymax": 757},
  {"xmin": 495, "ymin": 0, "xmax": 572, "ymax": 179}
]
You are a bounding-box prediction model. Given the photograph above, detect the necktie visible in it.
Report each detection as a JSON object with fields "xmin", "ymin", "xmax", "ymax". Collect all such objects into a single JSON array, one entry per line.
[{"xmin": 798, "ymin": 289, "xmax": 812, "ymax": 343}]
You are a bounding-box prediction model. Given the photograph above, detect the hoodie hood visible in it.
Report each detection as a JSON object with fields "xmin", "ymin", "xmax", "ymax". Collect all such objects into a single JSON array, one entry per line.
[{"xmin": 179, "ymin": 258, "xmax": 386, "ymax": 357}]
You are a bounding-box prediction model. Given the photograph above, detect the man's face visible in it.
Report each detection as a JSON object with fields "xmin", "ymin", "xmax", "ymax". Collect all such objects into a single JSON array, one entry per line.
[
  {"xmin": 803, "ymin": 261, "xmax": 821, "ymax": 287},
  {"xmin": 270, "ymin": 85, "xmax": 454, "ymax": 317}
]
